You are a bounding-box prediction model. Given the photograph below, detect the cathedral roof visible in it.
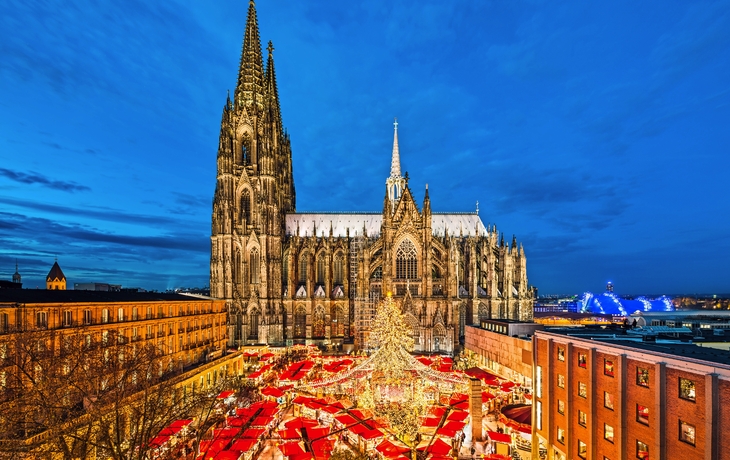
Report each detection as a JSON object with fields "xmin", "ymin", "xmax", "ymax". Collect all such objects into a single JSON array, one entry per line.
[{"xmin": 285, "ymin": 212, "xmax": 488, "ymax": 238}]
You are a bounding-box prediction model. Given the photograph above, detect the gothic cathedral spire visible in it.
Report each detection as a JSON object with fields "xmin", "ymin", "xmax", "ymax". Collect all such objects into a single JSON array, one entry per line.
[
  {"xmin": 235, "ymin": 0, "xmax": 265, "ymax": 108},
  {"xmin": 386, "ymin": 118, "xmax": 406, "ymax": 211}
]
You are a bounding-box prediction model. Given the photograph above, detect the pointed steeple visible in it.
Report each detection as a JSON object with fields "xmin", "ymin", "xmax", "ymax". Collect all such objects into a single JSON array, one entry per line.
[
  {"xmin": 12, "ymin": 259, "xmax": 21, "ymax": 284},
  {"xmin": 390, "ymin": 118, "xmax": 402, "ymax": 179},
  {"xmin": 235, "ymin": 1, "xmax": 265, "ymax": 108},
  {"xmin": 265, "ymin": 40, "xmax": 282, "ymax": 130},
  {"xmin": 385, "ymin": 118, "xmax": 407, "ymax": 212}
]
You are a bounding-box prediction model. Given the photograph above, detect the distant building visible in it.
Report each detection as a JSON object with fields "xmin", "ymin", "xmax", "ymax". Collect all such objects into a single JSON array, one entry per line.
[
  {"xmin": 74, "ymin": 282, "xmax": 122, "ymax": 292},
  {"xmin": 532, "ymin": 329, "xmax": 730, "ymax": 460},
  {"xmin": 46, "ymin": 260, "xmax": 66, "ymax": 290},
  {"xmin": 0, "ymin": 261, "xmax": 22, "ymax": 289}
]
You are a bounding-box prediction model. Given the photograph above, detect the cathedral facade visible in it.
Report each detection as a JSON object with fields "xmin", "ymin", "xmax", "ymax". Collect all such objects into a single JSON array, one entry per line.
[{"xmin": 210, "ymin": 2, "xmax": 534, "ymax": 354}]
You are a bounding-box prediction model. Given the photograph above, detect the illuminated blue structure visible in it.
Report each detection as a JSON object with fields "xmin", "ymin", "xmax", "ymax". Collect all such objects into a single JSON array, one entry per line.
[{"xmin": 579, "ymin": 291, "xmax": 674, "ymax": 316}]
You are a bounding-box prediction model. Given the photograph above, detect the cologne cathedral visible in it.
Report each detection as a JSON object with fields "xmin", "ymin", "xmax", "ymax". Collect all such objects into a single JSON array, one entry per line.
[{"xmin": 211, "ymin": 2, "xmax": 534, "ymax": 354}]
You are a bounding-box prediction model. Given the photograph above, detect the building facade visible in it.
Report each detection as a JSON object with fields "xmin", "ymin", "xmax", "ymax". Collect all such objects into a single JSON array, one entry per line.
[
  {"xmin": 532, "ymin": 331, "xmax": 730, "ymax": 460},
  {"xmin": 210, "ymin": 2, "xmax": 534, "ymax": 353},
  {"xmin": 0, "ymin": 290, "xmax": 228, "ymax": 392}
]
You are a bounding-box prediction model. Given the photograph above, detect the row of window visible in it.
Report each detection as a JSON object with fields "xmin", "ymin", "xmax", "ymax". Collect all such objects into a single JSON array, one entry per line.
[
  {"xmin": 28, "ymin": 305, "xmax": 219, "ymax": 329},
  {"xmin": 553, "ymin": 348, "xmax": 697, "ymax": 401},
  {"xmin": 555, "ymin": 423, "xmax": 695, "ymax": 459}
]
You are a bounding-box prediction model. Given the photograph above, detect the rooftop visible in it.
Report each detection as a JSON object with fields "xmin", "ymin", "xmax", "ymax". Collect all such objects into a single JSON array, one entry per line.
[{"xmin": 0, "ymin": 289, "xmax": 213, "ymax": 305}]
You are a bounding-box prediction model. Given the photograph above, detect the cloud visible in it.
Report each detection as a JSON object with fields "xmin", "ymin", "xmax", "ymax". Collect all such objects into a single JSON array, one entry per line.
[
  {"xmin": 0, "ymin": 196, "xmax": 188, "ymax": 227},
  {"xmin": 0, "ymin": 167, "xmax": 90, "ymax": 192}
]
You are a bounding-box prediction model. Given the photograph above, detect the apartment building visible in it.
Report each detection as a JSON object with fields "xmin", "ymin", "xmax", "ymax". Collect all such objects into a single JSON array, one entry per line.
[
  {"xmin": 0, "ymin": 289, "xmax": 227, "ymax": 385},
  {"xmin": 532, "ymin": 330, "xmax": 730, "ymax": 460}
]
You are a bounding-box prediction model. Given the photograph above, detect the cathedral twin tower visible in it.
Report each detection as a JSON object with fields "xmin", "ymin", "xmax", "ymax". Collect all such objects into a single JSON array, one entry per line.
[{"xmin": 211, "ymin": 2, "xmax": 533, "ymax": 354}]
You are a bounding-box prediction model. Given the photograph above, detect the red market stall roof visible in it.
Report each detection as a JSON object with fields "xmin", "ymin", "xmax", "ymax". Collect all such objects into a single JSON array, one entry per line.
[
  {"xmin": 199, "ymin": 439, "xmax": 231, "ymax": 456},
  {"xmin": 487, "ymin": 431, "xmax": 512, "ymax": 444},
  {"xmin": 359, "ymin": 428, "xmax": 384, "ymax": 440},
  {"xmin": 416, "ymin": 357, "xmax": 433, "ymax": 366},
  {"xmin": 217, "ymin": 390, "xmax": 235, "ymax": 399},
  {"xmin": 285, "ymin": 417, "xmax": 319, "ymax": 429},
  {"xmin": 376, "ymin": 440, "xmax": 411, "ymax": 458},
  {"xmin": 240, "ymin": 428, "xmax": 265, "ymax": 439},
  {"xmin": 482, "ymin": 391, "xmax": 496, "ymax": 402},
  {"xmin": 279, "ymin": 360, "xmax": 315, "ymax": 381},
  {"xmin": 158, "ymin": 426, "xmax": 183, "ymax": 436},
  {"xmin": 230, "ymin": 438, "xmax": 257, "ymax": 452},
  {"xmin": 334, "ymin": 414, "xmax": 358, "ymax": 426},
  {"xmin": 170, "ymin": 419, "xmax": 193, "ymax": 428},
  {"xmin": 213, "ymin": 450, "xmax": 241, "ymax": 460},
  {"xmin": 278, "ymin": 441, "xmax": 307, "ymax": 457},
  {"xmin": 428, "ymin": 406, "xmax": 448, "ymax": 417},
  {"xmin": 259, "ymin": 352, "xmax": 275, "ymax": 361},
  {"xmin": 251, "ymin": 416, "xmax": 274, "ymax": 427},
  {"xmin": 261, "ymin": 386, "xmax": 286, "ymax": 398},
  {"xmin": 226, "ymin": 417, "xmax": 246, "ymax": 427},
  {"xmin": 421, "ymin": 417, "xmax": 441, "ymax": 428},
  {"xmin": 465, "ymin": 367, "xmax": 500, "ymax": 383},
  {"xmin": 500, "ymin": 381, "xmax": 516, "ymax": 392},
  {"xmin": 305, "ymin": 426, "xmax": 331, "ymax": 439},
  {"xmin": 247, "ymin": 364, "xmax": 272, "ymax": 379},
  {"xmin": 212, "ymin": 428, "xmax": 240, "ymax": 439},
  {"xmin": 419, "ymin": 438, "xmax": 452, "ymax": 455},
  {"xmin": 500, "ymin": 403, "xmax": 531, "ymax": 425},
  {"xmin": 278, "ymin": 428, "xmax": 301, "ymax": 439},
  {"xmin": 148, "ymin": 436, "xmax": 170, "ymax": 448},
  {"xmin": 447, "ymin": 411, "xmax": 469, "ymax": 422}
]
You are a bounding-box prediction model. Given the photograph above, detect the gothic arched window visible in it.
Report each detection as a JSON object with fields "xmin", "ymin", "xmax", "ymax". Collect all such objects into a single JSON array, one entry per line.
[
  {"xmin": 249, "ymin": 248, "xmax": 259, "ymax": 284},
  {"xmin": 312, "ymin": 306, "xmax": 325, "ymax": 338},
  {"xmin": 316, "ymin": 254, "xmax": 325, "ymax": 285},
  {"xmin": 333, "ymin": 253, "xmax": 344, "ymax": 285},
  {"xmin": 396, "ymin": 239, "xmax": 418, "ymax": 279},
  {"xmin": 240, "ymin": 190, "xmax": 251, "ymax": 226},
  {"xmin": 298, "ymin": 252, "xmax": 308, "ymax": 284},
  {"xmin": 241, "ymin": 135, "xmax": 251, "ymax": 166},
  {"xmin": 331, "ymin": 305, "xmax": 345, "ymax": 337},
  {"xmin": 247, "ymin": 307, "xmax": 260, "ymax": 341},
  {"xmin": 234, "ymin": 249, "xmax": 242, "ymax": 285},
  {"xmin": 294, "ymin": 306, "xmax": 306, "ymax": 338},
  {"xmin": 282, "ymin": 250, "xmax": 289, "ymax": 287}
]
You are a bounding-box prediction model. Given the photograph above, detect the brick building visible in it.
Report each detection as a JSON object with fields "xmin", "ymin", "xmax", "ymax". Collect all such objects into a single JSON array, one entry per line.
[{"xmin": 532, "ymin": 330, "xmax": 730, "ymax": 460}]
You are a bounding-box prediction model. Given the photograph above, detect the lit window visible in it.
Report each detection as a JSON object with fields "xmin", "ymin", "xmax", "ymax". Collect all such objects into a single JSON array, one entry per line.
[
  {"xmin": 578, "ymin": 410, "xmax": 587, "ymax": 427},
  {"xmin": 395, "ymin": 239, "xmax": 418, "ymax": 279},
  {"xmin": 578, "ymin": 440, "xmax": 587, "ymax": 459},
  {"xmin": 536, "ymin": 401, "xmax": 542, "ymax": 430},
  {"xmin": 679, "ymin": 378, "xmax": 696, "ymax": 401},
  {"xmin": 557, "ymin": 427, "xmax": 565, "ymax": 444},
  {"xmin": 536, "ymin": 366, "xmax": 542, "ymax": 398},
  {"xmin": 557, "ymin": 399, "xmax": 565, "ymax": 414},
  {"xmin": 636, "ymin": 440, "xmax": 649, "ymax": 459},
  {"xmin": 604, "ymin": 358, "xmax": 614, "ymax": 377},
  {"xmin": 679, "ymin": 420, "xmax": 695, "ymax": 446},
  {"xmin": 604, "ymin": 424, "xmax": 614, "ymax": 443},
  {"xmin": 604, "ymin": 391, "xmax": 614, "ymax": 410},
  {"xmin": 557, "ymin": 374, "xmax": 565, "ymax": 388},
  {"xmin": 637, "ymin": 367, "xmax": 649, "ymax": 387},
  {"xmin": 637, "ymin": 404, "xmax": 649, "ymax": 425},
  {"xmin": 557, "ymin": 347, "xmax": 565, "ymax": 361},
  {"xmin": 578, "ymin": 381, "xmax": 587, "ymax": 398},
  {"xmin": 578, "ymin": 353, "xmax": 587, "ymax": 368}
]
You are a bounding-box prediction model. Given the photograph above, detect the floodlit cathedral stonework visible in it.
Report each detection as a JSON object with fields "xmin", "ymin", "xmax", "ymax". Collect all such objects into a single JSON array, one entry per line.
[{"xmin": 211, "ymin": 2, "xmax": 534, "ymax": 353}]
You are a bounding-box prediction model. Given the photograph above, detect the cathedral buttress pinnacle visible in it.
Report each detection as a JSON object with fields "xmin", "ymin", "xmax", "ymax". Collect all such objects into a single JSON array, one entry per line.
[
  {"xmin": 265, "ymin": 41, "xmax": 283, "ymax": 134},
  {"xmin": 235, "ymin": 1, "xmax": 265, "ymax": 108}
]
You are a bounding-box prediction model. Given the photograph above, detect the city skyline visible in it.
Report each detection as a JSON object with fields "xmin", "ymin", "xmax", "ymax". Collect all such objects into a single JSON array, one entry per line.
[{"xmin": 1, "ymin": 0, "xmax": 729, "ymax": 294}]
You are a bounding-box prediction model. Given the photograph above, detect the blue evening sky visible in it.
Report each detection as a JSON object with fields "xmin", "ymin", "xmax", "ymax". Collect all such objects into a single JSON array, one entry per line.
[{"xmin": 1, "ymin": 0, "xmax": 729, "ymax": 295}]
